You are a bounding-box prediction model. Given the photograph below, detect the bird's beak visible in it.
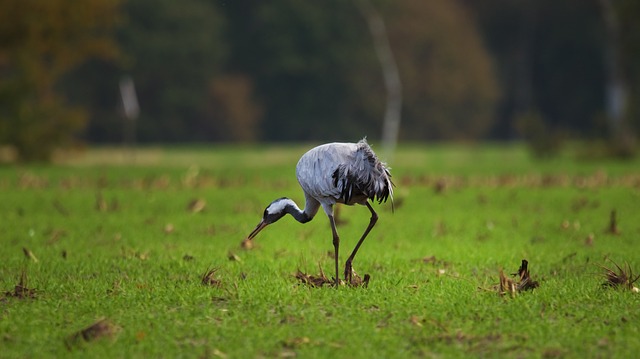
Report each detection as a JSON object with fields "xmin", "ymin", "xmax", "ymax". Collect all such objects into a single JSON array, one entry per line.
[{"xmin": 246, "ymin": 220, "xmax": 268, "ymax": 241}]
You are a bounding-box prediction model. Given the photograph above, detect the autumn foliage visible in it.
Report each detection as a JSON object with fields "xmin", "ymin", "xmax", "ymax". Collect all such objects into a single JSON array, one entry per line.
[{"xmin": 0, "ymin": 0, "xmax": 121, "ymax": 161}]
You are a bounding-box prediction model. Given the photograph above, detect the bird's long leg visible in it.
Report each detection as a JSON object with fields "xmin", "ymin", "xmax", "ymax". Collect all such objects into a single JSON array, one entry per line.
[
  {"xmin": 327, "ymin": 214, "xmax": 341, "ymax": 287},
  {"xmin": 344, "ymin": 202, "xmax": 378, "ymax": 283}
]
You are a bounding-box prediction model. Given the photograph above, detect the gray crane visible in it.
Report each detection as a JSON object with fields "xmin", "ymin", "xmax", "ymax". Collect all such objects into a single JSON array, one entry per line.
[{"xmin": 243, "ymin": 138, "xmax": 393, "ymax": 286}]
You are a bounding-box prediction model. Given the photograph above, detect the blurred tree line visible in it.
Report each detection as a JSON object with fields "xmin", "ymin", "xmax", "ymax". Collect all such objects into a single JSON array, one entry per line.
[{"xmin": 1, "ymin": 0, "xmax": 639, "ymax": 160}]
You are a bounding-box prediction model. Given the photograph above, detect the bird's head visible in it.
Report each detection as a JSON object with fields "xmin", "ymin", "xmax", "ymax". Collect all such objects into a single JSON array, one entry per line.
[{"xmin": 245, "ymin": 197, "xmax": 293, "ymax": 241}]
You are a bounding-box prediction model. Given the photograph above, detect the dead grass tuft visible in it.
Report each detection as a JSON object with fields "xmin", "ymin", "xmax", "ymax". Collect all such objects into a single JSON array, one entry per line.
[
  {"xmin": 294, "ymin": 266, "xmax": 334, "ymax": 288},
  {"xmin": 599, "ymin": 259, "xmax": 639, "ymax": 291},
  {"xmin": 201, "ymin": 268, "xmax": 222, "ymax": 287},
  {"xmin": 4, "ymin": 270, "xmax": 37, "ymax": 299},
  {"xmin": 294, "ymin": 265, "xmax": 370, "ymax": 288},
  {"xmin": 514, "ymin": 259, "xmax": 540, "ymax": 291},
  {"xmin": 498, "ymin": 259, "xmax": 539, "ymax": 297},
  {"xmin": 187, "ymin": 198, "xmax": 206, "ymax": 213},
  {"xmin": 65, "ymin": 318, "xmax": 120, "ymax": 349},
  {"xmin": 227, "ymin": 252, "xmax": 241, "ymax": 262}
]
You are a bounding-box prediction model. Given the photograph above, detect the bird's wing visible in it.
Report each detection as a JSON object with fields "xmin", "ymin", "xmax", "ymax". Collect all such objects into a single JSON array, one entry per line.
[
  {"xmin": 331, "ymin": 140, "xmax": 393, "ymax": 204},
  {"xmin": 296, "ymin": 140, "xmax": 392, "ymax": 205},
  {"xmin": 296, "ymin": 142, "xmax": 353, "ymax": 203}
]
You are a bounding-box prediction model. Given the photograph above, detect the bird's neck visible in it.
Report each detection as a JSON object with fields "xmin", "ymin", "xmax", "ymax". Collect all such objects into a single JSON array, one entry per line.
[{"xmin": 280, "ymin": 198, "xmax": 314, "ymax": 223}]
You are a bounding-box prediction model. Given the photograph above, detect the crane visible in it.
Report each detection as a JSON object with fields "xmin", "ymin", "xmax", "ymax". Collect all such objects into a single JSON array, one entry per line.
[{"xmin": 242, "ymin": 138, "xmax": 393, "ymax": 286}]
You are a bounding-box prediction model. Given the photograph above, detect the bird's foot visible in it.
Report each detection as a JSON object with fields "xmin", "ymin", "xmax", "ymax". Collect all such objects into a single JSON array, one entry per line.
[
  {"xmin": 344, "ymin": 262, "xmax": 353, "ymax": 284},
  {"xmin": 344, "ymin": 263, "xmax": 370, "ymax": 287},
  {"xmin": 344, "ymin": 263, "xmax": 359, "ymax": 286},
  {"xmin": 330, "ymin": 278, "xmax": 345, "ymax": 288}
]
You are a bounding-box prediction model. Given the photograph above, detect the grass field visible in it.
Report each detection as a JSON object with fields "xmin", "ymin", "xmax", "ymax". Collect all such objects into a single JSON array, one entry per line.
[{"xmin": 1, "ymin": 143, "xmax": 639, "ymax": 358}]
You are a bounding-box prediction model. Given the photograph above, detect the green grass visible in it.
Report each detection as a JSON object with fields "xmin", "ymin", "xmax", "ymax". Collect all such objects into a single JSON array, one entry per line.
[{"xmin": 1, "ymin": 143, "xmax": 640, "ymax": 358}]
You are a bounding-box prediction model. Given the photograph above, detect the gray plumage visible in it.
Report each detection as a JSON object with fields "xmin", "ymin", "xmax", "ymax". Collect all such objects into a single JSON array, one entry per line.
[
  {"xmin": 244, "ymin": 138, "xmax": 394, "ymax": 286},
  {"xmin": 297, "ymin": 139, "xmax": 392, "ymax": 209}
]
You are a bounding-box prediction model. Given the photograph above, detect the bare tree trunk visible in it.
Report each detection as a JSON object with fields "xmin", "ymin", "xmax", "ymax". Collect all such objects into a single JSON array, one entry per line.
[
  {"xmin": 356, "ymin": 0, "xmax": 402, "ymax": 160},
  {"xmin": 119, "ymin": 76, "xmax": 140, "ymax": 163}
]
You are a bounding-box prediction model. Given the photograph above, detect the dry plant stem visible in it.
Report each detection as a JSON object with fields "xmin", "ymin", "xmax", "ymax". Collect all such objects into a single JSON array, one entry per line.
[
  {"xmin": 607, "ymin": 209, "xmax": 620, "ymax": 234},
  {"xmin": 499, "ymin": 269, "xmax": 517, "ymax": 297},
  {"xmin": 515, "ymin": 259, "xmax": 540, "ymax": 291}
]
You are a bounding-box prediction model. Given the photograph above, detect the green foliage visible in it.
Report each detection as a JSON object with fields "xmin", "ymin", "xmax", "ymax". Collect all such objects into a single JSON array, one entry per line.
[
  {"xmin": 222, "ymin": 0, "xmax": 379, "ymax": 141},
  {"xmin": 4, "ymin": 0, "xmax": 640, "ymax": 157},
  {"xmin": 0, "ymin": 0, "xmax": 122, "ymax": 161},
  {"xmin": 118, "ymin": 0, "xmax": 226, "ymax": 142},
  {"xmin": 1, "ymin": 93, "xmax": 86, "ymax": 162},
  {"xmin": 388, "ymin": 0, "xmax": 499, "ymax": 140},
  {"xmin": 468, "ymin": 0, "xmax": 609, "ymax": 138},
  {"xmin": 1, "ymin": 145, "xmax": 640, "ymax": 357},
  {"xmin": 60, "ymin": 0, "xmax": 504, "ymax": 144},
  {"xmin": 219, "ymin": 0, "xmax": 500, "ymax": 141}
]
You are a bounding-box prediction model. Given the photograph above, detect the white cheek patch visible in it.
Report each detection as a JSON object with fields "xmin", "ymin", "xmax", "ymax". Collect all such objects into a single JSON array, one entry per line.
[{"xmin": 266, "ymin": 199, "xmax": 294, "ymax": 215}]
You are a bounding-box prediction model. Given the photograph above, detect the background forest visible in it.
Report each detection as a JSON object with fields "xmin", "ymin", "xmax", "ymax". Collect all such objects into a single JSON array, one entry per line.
[{"xmin": 1, "ymin": 0, "xmax": 639, "ymax": 161}]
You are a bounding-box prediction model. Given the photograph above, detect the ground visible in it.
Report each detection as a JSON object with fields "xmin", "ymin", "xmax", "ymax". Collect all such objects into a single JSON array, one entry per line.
[{"xmin": 1, "ymin": 143, "xmax": 639, "ymax": 358}]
